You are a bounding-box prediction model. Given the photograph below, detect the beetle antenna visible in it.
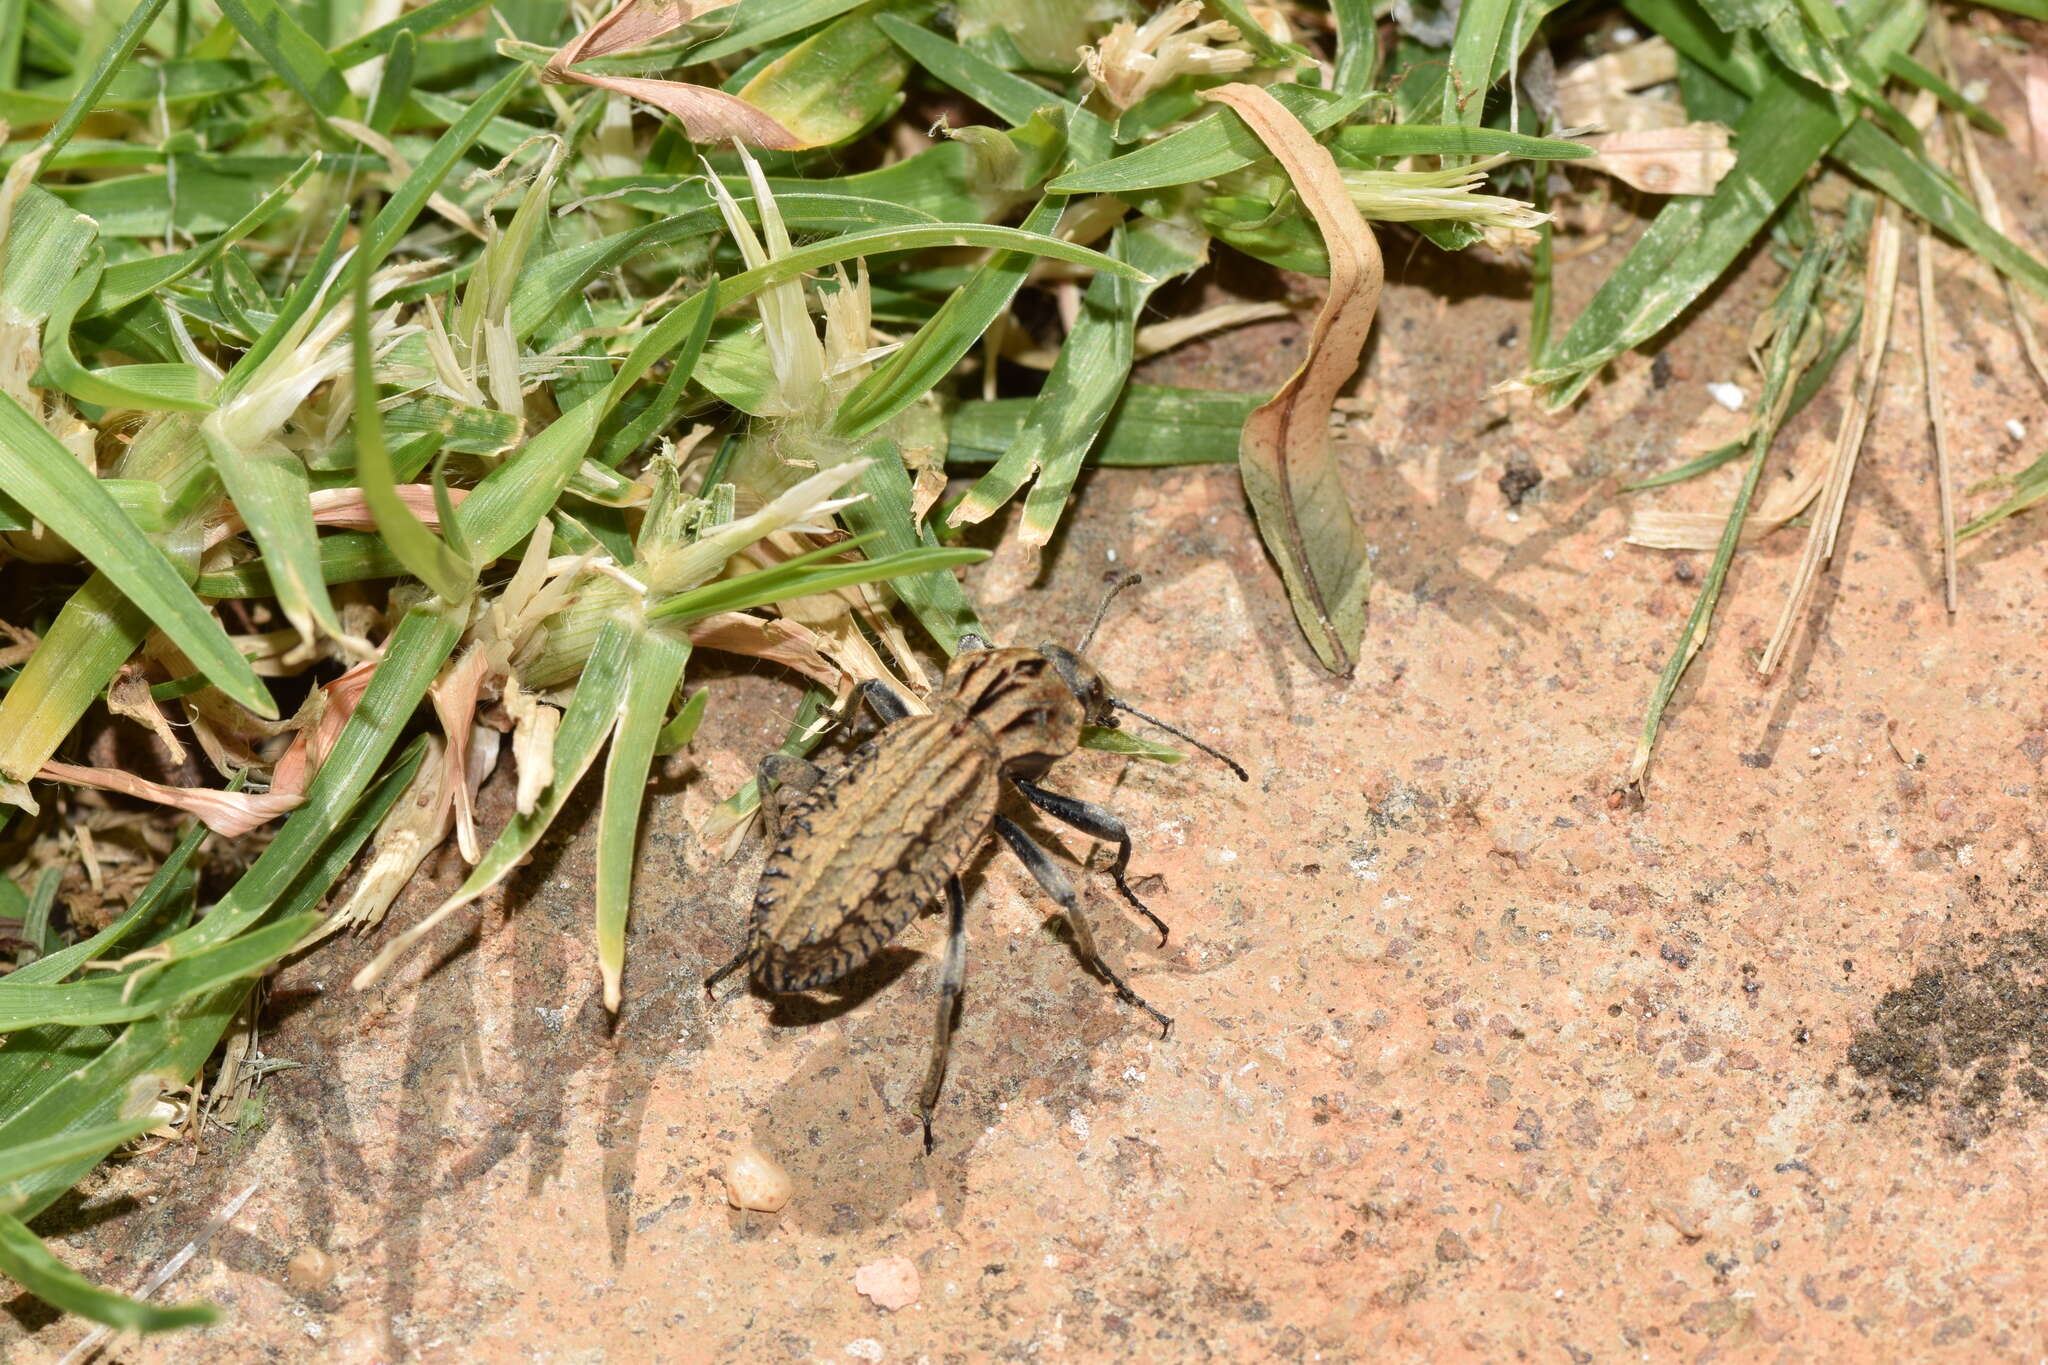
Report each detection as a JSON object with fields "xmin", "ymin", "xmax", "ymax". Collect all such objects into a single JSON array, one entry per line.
[
  {"xmin": 1112, "ymin": 700, "xmax": 1249, "ymax": 781},
  {"xmin": 1077, "ymin": 572, "xmax": 1142, "ymax": 654}
]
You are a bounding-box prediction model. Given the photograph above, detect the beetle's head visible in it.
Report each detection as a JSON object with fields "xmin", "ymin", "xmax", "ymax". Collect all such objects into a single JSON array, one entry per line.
[{"xmin": 1037, "ymin": 643, "xmax": 1118, "ymax": 727}]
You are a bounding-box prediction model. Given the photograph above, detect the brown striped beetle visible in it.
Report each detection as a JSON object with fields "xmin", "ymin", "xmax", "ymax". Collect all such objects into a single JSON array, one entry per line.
[{"xmin": 705, "ymin": 575, "xmax": 1246, "ymax": 1152}]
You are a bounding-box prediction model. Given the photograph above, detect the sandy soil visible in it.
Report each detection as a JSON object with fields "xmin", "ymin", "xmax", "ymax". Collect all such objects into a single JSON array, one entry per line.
[{"xmin": 9, "ymin": 59, "xmax": 2048, "ymax": 1365}]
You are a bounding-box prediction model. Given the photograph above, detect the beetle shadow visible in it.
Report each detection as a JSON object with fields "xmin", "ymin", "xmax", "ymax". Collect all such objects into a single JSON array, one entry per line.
[{"xmin": 756, "ymin": 947, "xmax": 922, "ymax": 1026}]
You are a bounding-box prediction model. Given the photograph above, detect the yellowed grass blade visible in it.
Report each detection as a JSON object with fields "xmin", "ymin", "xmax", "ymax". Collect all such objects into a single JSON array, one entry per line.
[
  {"xmin": 1758, "ymin": 201, "xmax": 1906, "ymax": 677},
  {"xmin": 1199, "ymin": 82, "xmax": 1381, "ymax": 674}
]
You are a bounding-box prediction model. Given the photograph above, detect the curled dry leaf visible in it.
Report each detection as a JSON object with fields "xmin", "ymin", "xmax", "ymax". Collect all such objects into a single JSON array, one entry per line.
[
  {"xmin": 1580, "ymin": 124, "xmax": 1737, "ymax": 196},
  {"xmin": 106, "ymin": 667, "xmax": 186, "ymax": 766},
  {"xmin": 209, "ymin": 484, "xmax": 468, "ymax": 550},
  {"xmin": 430, "ymin": 647, "xmax": 492, "ymax": 863},
  {"xmin": 686, "ymin": 612, "xmax": 842, "ymax": 689},
  {"xmin": 39, "ymin": 761, "xmax": 302, "ymax": 838},
  {"xmin": 545, "ymin": 0, "xmax": 803, "ymax": 150},
  {"xmin": 1198, "ymin": 83, "xmax": 1380, "ymax": 674},
  {"xmin": 272, "ymin": 658, "xmax": 381, "ymax": 798}
]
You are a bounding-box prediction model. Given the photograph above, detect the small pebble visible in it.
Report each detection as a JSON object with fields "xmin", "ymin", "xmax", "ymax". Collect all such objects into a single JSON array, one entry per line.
[
  {"xmin": 2008, "ymin": 418, "xmax": 2028, "ymax": 441},
  {"xmin": 287, "ymin": 1246, "xmax": 338, "ymax": 1294},
  {"xmin": 724, "ymin": 1145, "xmax": 793, "ymax": 1212},
  {"xmin": 1705, "ymin": 382, "xmax": 1745, "ymax": 411},
  {"xmin": 853, "ymin": 1254, "xmax": 922, "ymax": 1311}
]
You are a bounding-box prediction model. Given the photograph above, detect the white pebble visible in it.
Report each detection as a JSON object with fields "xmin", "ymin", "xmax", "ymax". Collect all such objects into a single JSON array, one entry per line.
[
  {"xmin": 1706, "ymin": 382, "xmax": 1745, "ymax": 411},
  {"xmin": 723, "ymin": 1145, "xmax": 792, "ymax": 1212},
  {"xmin": 2007, "ymin": 418, "xmax": 2028, "ymax": 441},
  {"xmin": 853, "ymin": 1255, "xmax": 922, "ymax": 1311}
]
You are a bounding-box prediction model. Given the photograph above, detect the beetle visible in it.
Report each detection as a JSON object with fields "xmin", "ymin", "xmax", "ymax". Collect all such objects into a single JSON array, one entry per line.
[{"xmin": 704, "ymin": 574, "xmax": 1246, "ymax": 1152}]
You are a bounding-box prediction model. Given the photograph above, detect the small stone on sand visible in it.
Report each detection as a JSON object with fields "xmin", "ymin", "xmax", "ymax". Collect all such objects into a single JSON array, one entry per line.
[
  {"xmin": 853, "ymin": 1254, "xmax": 921, "ymax": 1311},
  {"xmin": 723, "ymin": 1145, "xmax": 792, "ymax": 1212}
]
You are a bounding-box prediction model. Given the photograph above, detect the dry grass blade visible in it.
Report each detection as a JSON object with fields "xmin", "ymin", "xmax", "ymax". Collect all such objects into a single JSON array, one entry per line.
[
  {"xmin": 36, "ymin": 763, "xmax": 303, "ymax": 838},
  {"xmin": 1949, "ymin": 118, "xmax": 2048, "ymax": 401},
  {"xmin": 1916, "ymin": 226, "xmax": 1957, "ymax": 613},
  {"xmin": 545, "ymin": 0, "xmax": 803, "ymax": 149},
  {"xmin": 1198, "ymin": 82, "xmax": 1381, "ymax": 674},
  {"xmin": 1758, "ymin": 202, "xmax": 1906, "ymax": 677},
  {"xmin": 54, "ymin": 1182, "xmax": 262, "ymax": 1365}
]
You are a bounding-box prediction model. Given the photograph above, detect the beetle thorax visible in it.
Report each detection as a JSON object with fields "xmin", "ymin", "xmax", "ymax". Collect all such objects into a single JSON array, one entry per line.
[{"xmin": 939, "ymin": 648, "xmax": 1085, "ymax": 777}]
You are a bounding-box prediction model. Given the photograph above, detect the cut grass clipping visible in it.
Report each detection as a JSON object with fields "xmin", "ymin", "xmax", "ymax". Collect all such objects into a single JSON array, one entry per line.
[{"xmin": 1, "ymin": 0, "xmax": 2045, "ymax": 1337}]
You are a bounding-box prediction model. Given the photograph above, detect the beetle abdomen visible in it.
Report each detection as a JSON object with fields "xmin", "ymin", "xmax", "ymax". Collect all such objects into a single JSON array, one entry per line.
[{"xmin": 752, "ymin": 708, "xmax": 998, "ymax": 992}]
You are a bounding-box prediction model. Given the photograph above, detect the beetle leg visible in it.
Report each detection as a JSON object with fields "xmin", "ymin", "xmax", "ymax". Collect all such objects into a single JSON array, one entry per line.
[
  {"xmin": 757, "ymin": 753, "xmax": 826, "ymax": 845},
  {"xmin": 1010, "ymin": 778, "xmax": 1169, "ymax": 945},
  {"xmin": 703, "ymin": 946, "xmax": 751, "ymax": 997},
  {"xmin": 917, "ymin": 876, "xmax": 970, "ymax": 1155},
  {"xmin": 992, "ymin": 816, "xmax": 1172, "ymax": 1038},
  {"xmin": 857, "ymin": 677, "xmax": 915, "ymax": 723}
]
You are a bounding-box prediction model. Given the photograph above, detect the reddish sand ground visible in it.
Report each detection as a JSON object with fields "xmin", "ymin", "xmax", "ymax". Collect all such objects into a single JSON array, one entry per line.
[{"xmin": 8, "ymin": 42, "xmax": 2048, "ymax": 1365}]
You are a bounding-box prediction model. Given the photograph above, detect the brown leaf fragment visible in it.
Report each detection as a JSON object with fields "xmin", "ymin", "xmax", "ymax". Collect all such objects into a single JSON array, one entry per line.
[
  {"xmin": 686, "ymin": 612, "xmax": 842, "ymax": 689},
  {"xmin": 38, "ymin": 761, "xmax": 301, "ymax": 838},
  {"xmin": 545, "ymin": 0, "xmax": 803, "ymax": 150},
  {"xmin": 1580, "ymin": 124, "xmax": 1736, "ymax": 196},
  {"xmin": 1198, "ymin": 83, "xmax": 1380, "ymax": 674}
]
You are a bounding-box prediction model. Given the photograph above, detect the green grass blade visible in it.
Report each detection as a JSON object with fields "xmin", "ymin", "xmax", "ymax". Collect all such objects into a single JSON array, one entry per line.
[
  {"xmin": 1833, "ymin": 120, "xmax": 2048, "ymax": 299},
  {"xmin": 955, "ymin": 224, "xmax": 1202, "ymax": 534},
  {"xmin": 1081, "ymin": 726, "xmax": 1185, "ymax": 763},
  {"xmin": 351, "ymin": 270, "xmax": 473, "ymax": 599},
  {"xmin": 163, "ymin": 604, "xmax": 461, "ymax": 955},
  {"xmin": 40, "ymin": 253, "xmax": 213, "ymax": 412},
  {"xmin": 9, "ymin": 805, "xmax": 216, "ymax": 985},
  {"xmin": 1885, "ymin": 51, "xmax": 2005, "ymax": 136},
  {"xmin": 447, "ymin": 397, "xmax": 605, "ymax": 565},
  {"xmin": 329, "ymin": 0, "xmax": 492, "ymax": 68},
  {"xmin": 0, "ymin": 913, "xmax": 319, "ymax": 1032},
  {"xmin": 833, "ymin": 195, "xmax": 1064, "ymax": 440},
  {"xmin": 0, "ymin": 1215, "xmax": 213, "ymax": 1332},
  {"xmin": 354, "ymin": 621, "xmax": 637, "ymax": 988},
  {"xmin": 595, "ymin": 629, "xmax": 690, "ymax": 1011},
  {"xmin": 0, "ymin": 392, "xmax": 272, "ymax": 716},
  {"xmin": 366, "ymin": 28, "xmax": 416, "ymax": 134},
  {"xmin": 946, "ymin": 384, "xmax": 1262, "ymax": 467},
  {"xmin": 1333, "ymin": 0, "xmax": 1378, "ymax": 94},
  {"xmin": 654, "ymin": 688, "xmax": 709, "ymax": 755},
  {"xmin": 1049, "ymin": 86, "xmax": 1369, "ymax": 194},
  {"xmin": 1441, "ymin": 0, "xmax": 1516, "ymax": 135},
  {"xmin": 0, "ymin": 573, "xmax": 147, "ymax": 785},
  {"xmin": 839, "ymin": 441, "xmax": 987, "ymax": 649},
  {"xmin": 1627, "ymin": 240, "xmax": 1830, "ymax": 785},
  {"xmin": 875, "ymin": 13, "xmax": 1103, "ymax": 139},
  {"xmin": 1959, "ymin": 450, "xmax": 2048, "ymax": 538},
  {"xmin": 738, "ymin": 10, "xmax": 911, "ymax": 149},
  {"xmin": 1335, "ymin": 124, "xmax": 1593, "ymax": 162},
  {"xmin": 0, "ymin": 1116, "xmax": 158, "ymax": 1194},
  {"xmin": 648, "ymin": 545, "xmax": 988, "ymax": 624},
  {"xmin": 356, "ymin": 63, "xmax": 526, "ymax": 275},
  {"xmin": 200, "ymin": 424, "xmax": 347, "ymax": 645},
  {"xmin": 34, "ymin": 0, "xmax": 169, "ymax": 158},
  {"xmin": 689, "ymin": 0, "xmax": 871, "ymax": 63},
  {"xmin": 215, "ymin": 0, "xmax": 357, "ymax": 119}
]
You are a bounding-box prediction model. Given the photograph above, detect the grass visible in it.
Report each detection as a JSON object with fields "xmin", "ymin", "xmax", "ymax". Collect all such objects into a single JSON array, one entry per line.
[{"xmin": 0, "ymin": 0, "xmax": 2042, "ymax": 1338}]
